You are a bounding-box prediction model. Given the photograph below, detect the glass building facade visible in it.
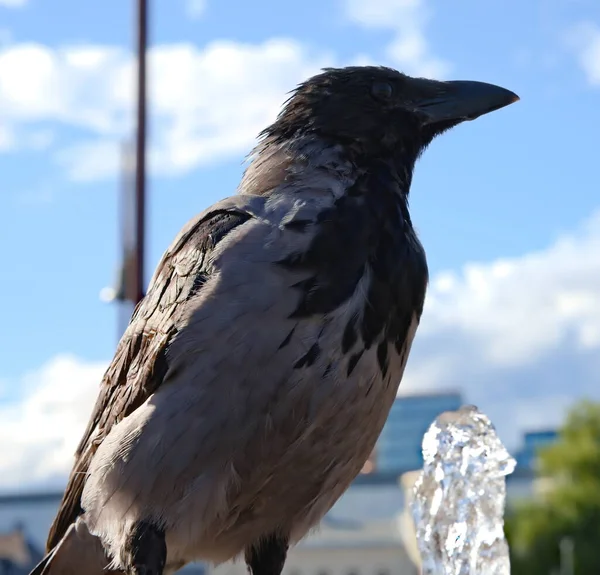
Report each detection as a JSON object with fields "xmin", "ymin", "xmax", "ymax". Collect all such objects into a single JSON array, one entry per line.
[
  {"xmin": 514, "ymin": 429, "xmax": 558, "ymax": 472},
  {"xmin": 375, "ymin": 391, "xmax": 463, "ymax": 473}
]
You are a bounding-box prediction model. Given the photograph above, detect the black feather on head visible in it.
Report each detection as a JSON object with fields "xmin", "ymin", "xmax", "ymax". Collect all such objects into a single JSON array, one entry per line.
[{"xmin": 263, "ymin": 65, "xmax": 518, "ymax": 161}]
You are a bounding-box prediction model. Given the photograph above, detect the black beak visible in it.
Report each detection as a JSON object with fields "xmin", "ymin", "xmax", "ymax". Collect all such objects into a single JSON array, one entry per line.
[{"xmin": 416, "ymin": 80, "xmax": 519, "ymax": 126}]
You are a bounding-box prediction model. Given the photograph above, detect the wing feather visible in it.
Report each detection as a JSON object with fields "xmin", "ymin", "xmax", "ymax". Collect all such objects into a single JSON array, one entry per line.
[{"xmin": 46, "ymin": 204, "xmax": 253, "ymax": 550}]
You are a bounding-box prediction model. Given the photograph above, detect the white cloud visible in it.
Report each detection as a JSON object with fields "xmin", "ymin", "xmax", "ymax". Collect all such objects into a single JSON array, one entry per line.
[
  {"xmin": 3, "ymin": 210, "xmax": 600, "ymax": 487},
  {"xmin": 0, "ymin": 128, "xmax": 55, "ymax": 154},
  {"xmin": 401, "ymin": 209, "xmax": 600, "ymax": 448},
  {"xmin": 344, "ymin": 0, "xmax": 451, "ymax": 78},
  {"xmin": 55, "ymin": 138, "xmax": 122, "ymax": 182},
  {"xmin": 186, "ymin": 0, "xmax": 206, "ymax": 19},
  {"xmin": 0, "ymin": 43, "xmax": 130, "ymax": 131},
  {"xmin": 565, "ymin": 21, "xmax": 600, "ymax": 86},
  {"xmin": 0, "ymin": 39, "xmax": 332, "ymax": 181},
  {"xmin": 0, "ymin": 355, "xmax": 106, "ymax": 490},
  {"xmin": 0, "ymin": 124, "xmax": 14, "ymax": 151},
  {"xmin": 0, "ymin": 0, "xmax": 28, "ymax": 7},
  {"xmin": 143, "ymin": 39, "xmax": 330, "ymax": 176},
  {"xmin": 0, "ymin": 0, "xmax": 451, "ymax": 181}
]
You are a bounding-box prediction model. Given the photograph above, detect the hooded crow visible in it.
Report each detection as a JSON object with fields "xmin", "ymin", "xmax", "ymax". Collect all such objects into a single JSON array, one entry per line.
[{"xmin": 32, "ymin": 66, "xmax": 518, "ymax": 575}]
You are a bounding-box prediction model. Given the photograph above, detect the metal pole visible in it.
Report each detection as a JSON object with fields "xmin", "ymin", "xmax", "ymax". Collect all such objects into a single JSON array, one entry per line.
[
  {"xmin": 134, "ymin": 0, "xmax": 148, "ymax": 305},
  {"xmin": 119, "ymin": 139, "xmax": 136, "ymax": 336}
]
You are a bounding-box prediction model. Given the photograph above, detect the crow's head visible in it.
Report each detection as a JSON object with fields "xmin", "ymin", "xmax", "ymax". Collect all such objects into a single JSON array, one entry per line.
[{"xmin": 265, "ymin": 66, "xmax": 518, "ymax": 159}]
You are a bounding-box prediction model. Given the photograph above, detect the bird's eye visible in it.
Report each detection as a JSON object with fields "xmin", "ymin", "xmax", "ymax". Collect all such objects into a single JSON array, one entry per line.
[{"xmin": 371, "ymin": 82, "xmax": 394, "ymax": 101}]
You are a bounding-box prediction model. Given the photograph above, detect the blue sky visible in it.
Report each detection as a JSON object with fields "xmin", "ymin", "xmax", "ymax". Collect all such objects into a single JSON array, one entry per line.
[{"xmin": 1, "ymin": 0, "xmax": 600, "ymax": 489}]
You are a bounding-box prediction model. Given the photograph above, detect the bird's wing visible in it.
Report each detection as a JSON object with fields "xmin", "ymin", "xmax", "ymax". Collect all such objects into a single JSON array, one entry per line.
[{"xmin": 46, "ymin": 195, "xmax": 270, "ymax": 551}]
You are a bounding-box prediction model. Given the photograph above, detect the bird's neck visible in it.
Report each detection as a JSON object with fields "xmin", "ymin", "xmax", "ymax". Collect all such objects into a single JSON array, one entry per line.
[
  {"xmin": 239, "ymin": 135, "xmax": 414, "ymax": 202},
  {"xmin": 239, "ymin": 135, "xmax": 357, "ymax": 199}
]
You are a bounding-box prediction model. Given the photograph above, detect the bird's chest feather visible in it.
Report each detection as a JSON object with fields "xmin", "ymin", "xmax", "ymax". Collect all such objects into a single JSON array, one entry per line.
[
  {"xmin": 280, "ymin": 164, "xmax": 427, "ymax": 367},
  {"xmin": 222, "ymin": 176, "xmax": 431, "ymax": 535},
  {"xmin": 272, "ymin": 164, "xmax": 429, "ymax": 459}
]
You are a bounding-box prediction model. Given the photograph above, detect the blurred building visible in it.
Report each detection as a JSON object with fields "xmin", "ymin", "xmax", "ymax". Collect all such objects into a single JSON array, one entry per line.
[
  {"xmin": 0, "ymin": 523, "xmax": 43, "ymax": 575},
  {"xmin": 514, "ymin": 429, "xmax": 559, "ymax": 472},
  {"xmin": 374, "ymin": 392, "xmax": 463, "ymax": 473}
]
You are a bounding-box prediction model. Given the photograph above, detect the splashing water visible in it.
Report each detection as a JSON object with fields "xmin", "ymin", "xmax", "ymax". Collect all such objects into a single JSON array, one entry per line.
[{"xmin": 410, "ymin": 405, "xmax": 516, "ymax": 575}]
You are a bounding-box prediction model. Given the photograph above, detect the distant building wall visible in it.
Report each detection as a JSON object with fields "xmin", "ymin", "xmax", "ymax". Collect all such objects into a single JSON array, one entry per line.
[
  {"xmin": 376, "ymin": 392, "xmax": 463, "ymax": 473},
  {"xmin": 0, "ymin": 495, "xmax": 60, "ymax": 549},
  {"xmin": 514, "ymin": 429, "xmax": 559, "ymax": 472}
]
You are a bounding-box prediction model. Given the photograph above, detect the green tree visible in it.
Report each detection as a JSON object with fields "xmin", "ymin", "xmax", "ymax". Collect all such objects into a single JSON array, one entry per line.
[{"xmin": 505, "ymin": 400, "xmax": 600, "ymax": 575}]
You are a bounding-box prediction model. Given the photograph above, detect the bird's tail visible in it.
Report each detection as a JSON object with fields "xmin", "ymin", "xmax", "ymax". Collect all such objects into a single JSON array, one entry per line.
[{"xmin": 29, "ymin": 517, "xmax": 123, "ymax": 575}]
